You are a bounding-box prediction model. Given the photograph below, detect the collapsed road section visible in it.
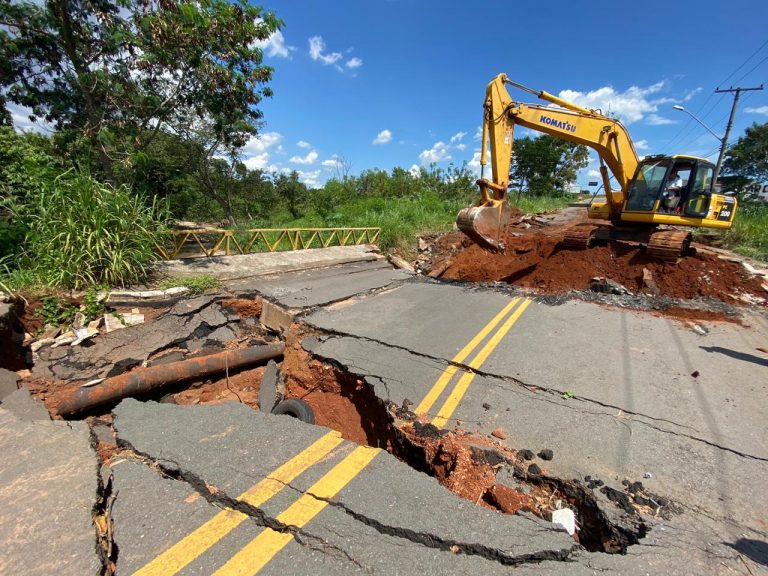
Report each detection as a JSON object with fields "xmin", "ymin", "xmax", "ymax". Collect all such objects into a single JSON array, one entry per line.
[{"xmin": 2, "ymin": 247, "xmax": 767, "ymax": 574}]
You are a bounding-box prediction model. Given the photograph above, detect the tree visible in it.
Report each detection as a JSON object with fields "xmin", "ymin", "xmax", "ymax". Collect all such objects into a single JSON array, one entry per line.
[
  {"xmin": 0, "ymin": 0, "xmax": 280, "ymax": 178},
  {"xmin": 510, "ymin": 135, "xmax": 589, "ymax": 196},
  {"xmin": 722, "ymin": 122, "xmax": 768, "ymax": 183},
  {"xmin": 274, "ymin": 171, "xmax": 307, "ymax": 219}
]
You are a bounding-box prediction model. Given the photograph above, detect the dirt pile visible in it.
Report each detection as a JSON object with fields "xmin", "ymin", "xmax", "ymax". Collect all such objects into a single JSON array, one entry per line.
[{"xmin": 422, "ymin": 210, "xmax": 767, "ymax": 306}]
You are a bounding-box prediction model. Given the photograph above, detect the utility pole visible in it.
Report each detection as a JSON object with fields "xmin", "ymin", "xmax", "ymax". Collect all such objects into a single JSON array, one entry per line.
[{"xmin": 713, "ymin": 84, "xmax": 763, "ymax": 185}]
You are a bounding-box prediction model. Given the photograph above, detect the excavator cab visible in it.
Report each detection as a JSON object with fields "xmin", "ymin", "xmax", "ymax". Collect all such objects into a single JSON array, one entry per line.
[{"xmin": 623, "ymin": 156, "xmax": 715, "ymax": 218}]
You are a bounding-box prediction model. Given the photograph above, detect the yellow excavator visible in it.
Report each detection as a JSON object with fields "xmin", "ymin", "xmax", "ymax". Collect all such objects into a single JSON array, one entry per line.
[{"xmin": 457, "ymin": 74, "xmax": 738, "ymax": 260}]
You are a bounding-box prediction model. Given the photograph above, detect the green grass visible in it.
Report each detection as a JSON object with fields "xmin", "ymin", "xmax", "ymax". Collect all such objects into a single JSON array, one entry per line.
[
  {"xmin": 158, "ymin": 274, "xmax": 221, "ymax": 295},
  {"xmin": 719, "ymin": 201, "xmax": 768, "ymax": 261},
  {"xmin": 239, "ymin": 192, "xmax": 573, "ymax": 257},
  {"xmin": 508, "ymin": 193, "xmax": 572, "ymax": 214}
]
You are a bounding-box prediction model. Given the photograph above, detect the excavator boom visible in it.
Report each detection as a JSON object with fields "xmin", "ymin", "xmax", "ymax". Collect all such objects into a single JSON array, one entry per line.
[{"xmin": 458, "ymin": 74, "xmax": 640, "ymax": 251}]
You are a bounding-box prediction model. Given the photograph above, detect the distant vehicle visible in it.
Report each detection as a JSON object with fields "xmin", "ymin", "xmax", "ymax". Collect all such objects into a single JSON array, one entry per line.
[{"xmin": 743, "ymin": 183, "xmax": 768, "ymax": 203}]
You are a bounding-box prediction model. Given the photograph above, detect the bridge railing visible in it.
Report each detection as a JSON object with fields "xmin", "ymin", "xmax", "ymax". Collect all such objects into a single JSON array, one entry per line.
[{"xmin": 156, "ymin": 227, "xmax": 381, "ymax": 259}]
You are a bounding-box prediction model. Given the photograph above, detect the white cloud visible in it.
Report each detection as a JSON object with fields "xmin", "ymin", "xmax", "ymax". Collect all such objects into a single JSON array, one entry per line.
[
  {"xmin": 450, "ymin": 131, "xmax": 467, "ymax": 143},
  {"xmin": 684, "ymin": 87, "xmax": 703, "ymax": 101},
  {"xmin": 308, "ymin": 36, "xmax": 342, "ymax": 66},
  {"xmin": 634, "ymin": 139, "xmax": 649, "ymax": 150},
  {"xmin": 242, "ymin": 153, "xmax": 271, "ymax": 170},
  {"xmin": 467, "ymin": 151, "xmax": 482, "ymax": 172},
  {"xmin": 240, "ymin": 131, "xmax": 282, "ymax": 170},
  {"xmin": 455, "ymin": 143, "xmax": 467, "ymax": 151},
  {"xmin": 297, "ymin": 140, "xmax": 311, "ymax": 148},
  {"xmin": 297, "ymin": 169, "xmax": 321, "ymax": 188},
  {"xmin": 419, "ymin": 141, "xmax": 452, "ymax": 164},
  {"xmin": 473, "ymin": 126, "xmax": 483, "ymax": 141},
  {"xmin": 289, "ymin": 150, "xmax": 319, "ymax": 165},
  {"xmin": 346, "ymin": 57, "xmax": 363, "ymax": 69},
  {"xmin": 746, "ymin": 105, "xmax": 768, "ymax": 116},
  {"xmin": 253, "ymin": 29, "xmax": 295, "ymax": 58},
  {"xmin": 558, "ymin": 81, "xmax": 669, "ymax": 124},
  {"xmin": 587, "ymin": 169, "xmax": 601, "ymax": 179},
  {"xmin": 409, "ymin": 164, "xmax": 421, "ymax": 177},
  {"xmin": 6, "ymin": 102, "xmax": 51, "ymax": 133},
  {"xmin": 646, "ymin": 114, "xmax": 675, "ymax": 126},
  {"xmin": 322, "ymin": 156, "xmax": 342, "ymax": 169},
  {"xmin": 373, "ymin": 129, "xmax": 392, "ymax": 145}
]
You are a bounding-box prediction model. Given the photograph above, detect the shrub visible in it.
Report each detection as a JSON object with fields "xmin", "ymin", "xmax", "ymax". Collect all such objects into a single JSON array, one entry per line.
[{"xmin": 13, "ymin": 172, "xmax": 168, "ymax": 288}]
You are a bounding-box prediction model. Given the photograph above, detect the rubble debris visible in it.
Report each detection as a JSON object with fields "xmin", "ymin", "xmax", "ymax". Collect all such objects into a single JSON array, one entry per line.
[
  {"xmin": 551, "ymin": 508, "xmax": 577, "ymax": 535},
  {"xmin": 528, "ymin": 463, "xmax": 542, "ymax": 475},
  {"xmin": 33, "ymin": 295, "xmax": 239, "ymax": 382},
  {"xmin": 491, "ymin": 426, "xmax": 507, "ymax": 440},
  {"xmin": 0, "ymin": 368, "xmax": 20, "ymax": 400},
  {"xmin": 259, "ymin": 300, "xmax": 296, "ymax": 333},
  {"xmin": 57, "ymin": 343, "xmax": 284, "ymax": 418},
  {"xmin": 691, "ymin": 370, "xmax": 700, "ymax": 378},
  {"xmin": 0, "ymin": 387, "xmax": 51, "ymax": 421},
  {"xmin": 387, "ymin": 254, "xmax": 415, "ymax": 272},
  {"xmin": 99, "ymin": 286, "xmax": 190, "ymax": 304},
  {"xmin": 642, "ymin": 267, "xmax": 660, "ymax": 295},
  {"xmin": 104, "ymin": 311, "xmax": 144, "ymax": 333},
  {"xmin": 590, "ymin": 277, "xmax": 632, "ymax": 295},
  {"xmin": 258, "ymin": 359, "xmax": 280, "ymax": 412},
  {"xmin": 538, "ymin": 448, "xmax": 554, "ymax": 461},
  {"xmin": 518, "ymin": 449, "xmax": 535, "ymax": 460}
]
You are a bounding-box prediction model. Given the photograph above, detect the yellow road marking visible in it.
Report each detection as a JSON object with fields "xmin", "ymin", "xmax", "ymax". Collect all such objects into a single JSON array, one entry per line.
[
  {"xmin": 132, "ymin": 431, "xmax": 345, "ymax": 576},
  {"xmin": 213, "ymin": 445, "xmax": 380, "ymax": 576},
  {"xmin": 414, "ymin": 297, "xmax": 522, "ymax": 416},
  {"xmin": 432, "ymin": 298, "xmax": 532, "ymax": 428}
]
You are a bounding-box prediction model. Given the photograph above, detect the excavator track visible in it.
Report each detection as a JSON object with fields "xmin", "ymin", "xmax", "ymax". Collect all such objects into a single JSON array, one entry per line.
[
  {"xmin": 562, "ymin": 224, "xmax": 600, "ymax": 249},
  {"xmin": 646, "ymin": 230, "xmax": 691, "ymax": 262}
]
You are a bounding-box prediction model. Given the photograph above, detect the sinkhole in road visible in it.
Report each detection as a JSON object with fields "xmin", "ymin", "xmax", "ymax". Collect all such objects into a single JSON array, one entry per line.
[{"xmin": 280, "ymin": 324, "xmax": 661, "ymax": 555}]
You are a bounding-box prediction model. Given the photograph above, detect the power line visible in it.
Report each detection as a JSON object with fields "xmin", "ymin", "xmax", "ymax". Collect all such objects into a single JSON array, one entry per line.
[{"xmin": 717, "ymin": 37, "xmax": 768, "ymax": 87}]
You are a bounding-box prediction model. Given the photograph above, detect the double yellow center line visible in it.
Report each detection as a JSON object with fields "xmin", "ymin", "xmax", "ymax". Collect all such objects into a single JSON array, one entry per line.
[
  {"xmin": 415, "ymin": 296, "xmax": 532, "ymax": 427},
  {"xmin": 132, "ymin": 295, "xmax": 530, "ymax": 575},
  {"xmin": 132, "ymin": 431, "xmax": 378, "ymax": 576}
]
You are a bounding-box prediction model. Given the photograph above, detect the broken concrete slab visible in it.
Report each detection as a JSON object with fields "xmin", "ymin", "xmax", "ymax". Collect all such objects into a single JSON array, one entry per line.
[
  {"xmin": 232, "ymin": 260, "xmax": 410, "ymax": 309},
  {"xmin": 0, "ymin": 368, "xmax": 19, "ymax": 400},
  {"xmin": 112, "ymin": 400, "xmax": 576, "ymax": 570},
  {"xmin": 0, "ymin": 387, "xmax": 50, "ymax": 421},
  {"xmin": 258, "ymin": 359, "xmax": 279, "ymax": 412},
  {"xmin": 259, "ymin": 300, "xmax": 296, "ymax": 333},
  {"xmin": 0, "ymin": 407, "xmax": 102, "ymax": 575},
  {"xmin": 33, "ymin": 295, "xmax": 240, "ymax": 382},
  {"xmin": 155, "ymin": 245, "xmax": 382, "ymax": 281}
]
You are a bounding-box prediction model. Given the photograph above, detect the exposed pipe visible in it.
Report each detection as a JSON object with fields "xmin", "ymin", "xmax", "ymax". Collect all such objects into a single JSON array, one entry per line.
[{"xmin": 57, "ymin": 344, "xmax": 285, "ymax": 418}]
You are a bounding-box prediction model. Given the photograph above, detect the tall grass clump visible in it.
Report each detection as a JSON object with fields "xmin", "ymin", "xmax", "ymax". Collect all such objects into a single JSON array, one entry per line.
[
  {"xmin": 13, "ymin": 172, "xmax": 167, "ymax": 289},
  {"xmin": 719, "ymin": 201, "xmax": 768, "ymax": 261}
]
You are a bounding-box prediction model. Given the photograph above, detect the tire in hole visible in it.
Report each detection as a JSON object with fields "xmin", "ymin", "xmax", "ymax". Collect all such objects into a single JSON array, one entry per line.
[{"xmin": 271, "ymin": 398, "xmax": 315, "ymax": 424}]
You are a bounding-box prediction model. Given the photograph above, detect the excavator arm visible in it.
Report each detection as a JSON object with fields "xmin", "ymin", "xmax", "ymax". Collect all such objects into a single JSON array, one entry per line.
[{"xmin": 458, "ymin": 73, "xmax": 641, "ymax": 251}]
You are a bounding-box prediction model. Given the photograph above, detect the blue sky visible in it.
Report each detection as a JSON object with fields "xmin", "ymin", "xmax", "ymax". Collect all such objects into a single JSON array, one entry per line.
[
  {"xmin": 8, "ymin": 0, "xmax": 768, "ymax": 189},
  {"xmin": 246, "ymin": 0, "xmax": 768, "ymax": 188}
]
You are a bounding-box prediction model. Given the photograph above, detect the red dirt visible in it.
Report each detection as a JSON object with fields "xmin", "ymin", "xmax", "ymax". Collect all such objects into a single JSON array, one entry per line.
[
  {"xmin": 171, "ymin": 366, "xmax": 264, "ymax": 408},
  {"xmin": 434, "ymin": 221, "xmax": 766, "ymax": 310},
  {"xmin": 282, "ymin": 325, "xmax": 397, "ymax": 450},
  {"xmin": 222, "ymin": 297, "xmax": 263, "ymax": 319}
]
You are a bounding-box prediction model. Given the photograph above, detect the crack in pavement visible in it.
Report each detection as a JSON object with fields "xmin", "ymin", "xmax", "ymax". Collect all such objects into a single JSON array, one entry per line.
[
  {"xmin": 306, "ymin": 330, "xmax": 768, "ymax": 462},
  {"xmin": 307, "ymin": 493, "xmax": 580, "ymax": 566},
  {"xmin": 114, "ymin": 441, "xmax": 579, "ymax": 569},
  {"xmin": 113, "ymin": 443, "xmax": 364, "ymax": 569}
]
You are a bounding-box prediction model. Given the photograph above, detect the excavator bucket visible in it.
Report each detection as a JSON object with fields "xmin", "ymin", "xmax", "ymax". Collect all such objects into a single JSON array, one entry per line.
[{"xmin": 456, "ymin": 199, "xmax": 510, "ymax": 253}]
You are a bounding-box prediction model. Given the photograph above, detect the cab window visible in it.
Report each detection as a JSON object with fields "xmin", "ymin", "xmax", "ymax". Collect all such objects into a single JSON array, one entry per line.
[
  {"xmin": 626, "ymin": 160, "xmax": 669, "ymax": 211},
  {"xmin": 684, "ymin": 164, "xmax": 713, "ymax": 218}
]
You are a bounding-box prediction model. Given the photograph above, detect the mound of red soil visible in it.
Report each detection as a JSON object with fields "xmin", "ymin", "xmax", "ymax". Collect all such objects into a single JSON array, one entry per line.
[{"xmin": 440, "ymin": 228, "xmax": 766, "ymax": 303}]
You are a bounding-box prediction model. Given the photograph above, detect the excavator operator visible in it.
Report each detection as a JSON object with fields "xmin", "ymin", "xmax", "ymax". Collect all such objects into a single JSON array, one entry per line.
[{"xmin": 662, "ymin": 169, "xmax": 684, "ymax": 212}]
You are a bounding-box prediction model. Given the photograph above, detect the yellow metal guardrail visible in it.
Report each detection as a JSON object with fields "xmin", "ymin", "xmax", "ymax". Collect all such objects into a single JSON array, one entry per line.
[{"xmin": 156, "ymin": 227, "xmax": 381, "ymax": 259}]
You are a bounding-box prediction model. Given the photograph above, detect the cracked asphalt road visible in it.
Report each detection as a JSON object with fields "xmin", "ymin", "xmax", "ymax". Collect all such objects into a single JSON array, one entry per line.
[{"xmin": 5, "ymin": 259, "xmax": 767, "ymax": 574}]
